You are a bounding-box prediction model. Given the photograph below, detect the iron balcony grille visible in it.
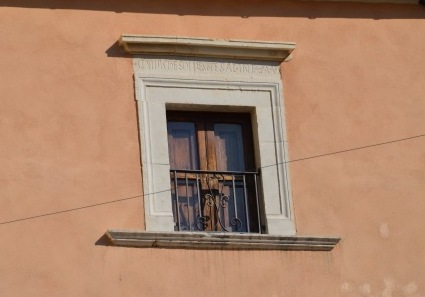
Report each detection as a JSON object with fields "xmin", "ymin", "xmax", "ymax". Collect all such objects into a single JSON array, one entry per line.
[{"xmin": 170, "ymin": 169, "xmax": 262, "ymax": 233}]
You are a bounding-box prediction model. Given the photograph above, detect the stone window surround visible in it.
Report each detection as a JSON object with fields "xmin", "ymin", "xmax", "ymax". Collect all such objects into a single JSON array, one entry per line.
[
  {"xmin": 107, "ymin": 35, "xmax": 341, "ymax": 249},
  {"xmin": 136, "ymin": 76, "xmax": 295, "ymax": 235}
]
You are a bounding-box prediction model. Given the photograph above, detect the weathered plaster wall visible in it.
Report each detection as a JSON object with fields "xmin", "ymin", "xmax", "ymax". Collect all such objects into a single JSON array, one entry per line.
[{"xmin": 0, "ymin": 0, "xmax": 424, "ymax": 296}]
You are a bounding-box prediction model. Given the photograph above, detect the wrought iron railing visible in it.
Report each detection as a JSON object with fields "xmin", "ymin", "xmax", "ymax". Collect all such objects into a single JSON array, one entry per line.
[{"xmin": 170, "ymin": 169, "xmax": 262, "ymax": 233}]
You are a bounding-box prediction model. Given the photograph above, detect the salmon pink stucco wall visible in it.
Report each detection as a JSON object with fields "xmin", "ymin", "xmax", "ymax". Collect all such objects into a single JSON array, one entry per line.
[{"xmin": 0, "ymin": 1, "xmax": 424, "ymax": 296}]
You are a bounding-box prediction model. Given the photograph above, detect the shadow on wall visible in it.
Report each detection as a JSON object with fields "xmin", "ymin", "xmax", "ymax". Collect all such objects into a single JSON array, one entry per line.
[
  {"xmin": 95, "ymin": 234, "xmax": 114, "ymax": 247},
  {"xmin": 105, "ymin": 41, "xmax": 129, "ymax": 58},
  {"xmin": 0, "ymin": 0, "xmax": 424, "ymax": 19}
]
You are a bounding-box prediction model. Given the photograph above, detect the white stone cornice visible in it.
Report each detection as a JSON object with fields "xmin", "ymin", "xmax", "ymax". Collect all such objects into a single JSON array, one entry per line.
[
  {"xmin": 106, "ymin": 230, "xmax": 341, "ymax": 251},
  {"xmin": 119, "ymin": 35, "xmax": 296, "ymax": 62}
]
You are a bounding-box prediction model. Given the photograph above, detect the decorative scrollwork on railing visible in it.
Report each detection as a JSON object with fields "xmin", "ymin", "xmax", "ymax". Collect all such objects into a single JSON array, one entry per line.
[{"xmin": 195, "ymin": 173, "xmax": 243, "ymax": 232}]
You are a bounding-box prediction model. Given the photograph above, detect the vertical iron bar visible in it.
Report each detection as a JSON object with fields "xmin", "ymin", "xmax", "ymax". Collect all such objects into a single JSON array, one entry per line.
[
  {"xmin": 232, "ymin": 174, "xmax": 238, "ymax": 219},
  {"xmin": 242, "ymin": 174, "xmax": 250, "ymax": 232},
  {"xmin": 254, "ymin": 173, "xmax": 261, "ymax": 234},
  {"xmin": 173, "ymin": 170, "xmax": 180, "ymax": 231},
  {"xmin": 231, "ymin": 174, "xmax": 238, "ymax": 232},
  {"xmin": 196, "ymin": 174, "xmax": 202, "ymax": 230},
  {"xmin": 185, "ymin": 172, "xmax": 190, "ymax": 230}
]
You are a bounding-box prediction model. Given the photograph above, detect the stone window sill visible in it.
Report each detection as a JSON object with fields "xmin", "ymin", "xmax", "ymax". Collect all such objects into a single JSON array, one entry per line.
[{"xmin": 106, "ymin": 229, "xmax": 340, "ymax": 251}]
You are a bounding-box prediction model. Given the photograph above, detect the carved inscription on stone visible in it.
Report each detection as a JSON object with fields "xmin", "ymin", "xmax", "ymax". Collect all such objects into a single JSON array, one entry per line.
[{"xmin": 133, "ymin": 57, "xmax": 280, "ymax": 79}]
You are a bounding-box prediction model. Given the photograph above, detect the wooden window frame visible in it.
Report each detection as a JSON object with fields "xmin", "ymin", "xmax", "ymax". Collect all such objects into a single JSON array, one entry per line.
[
  {"xmin": 167, "ymin": 111, "xmax": 256, "ymax": 171},
  {"xmin": 167, "ymin": 111, "xmax": 261, "ymax": 233}
]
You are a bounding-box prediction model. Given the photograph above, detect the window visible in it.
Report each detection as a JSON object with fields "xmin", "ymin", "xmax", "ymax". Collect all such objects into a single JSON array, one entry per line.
[
  {"xmin": 125, "ymin": 36, "xmax": 297, "ymax": 235},
  {"xmin": 167, "ymin": 111, "xmax": 261, "ymax": 233},
  {"xmin": 108, "ymin": 36, "xmax": 338, "ymax": 250}
]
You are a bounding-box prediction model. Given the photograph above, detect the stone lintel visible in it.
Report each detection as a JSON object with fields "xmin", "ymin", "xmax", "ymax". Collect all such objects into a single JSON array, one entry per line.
[
  {"xmin": 106, "ymin": 229, "xmax": 341, "ymax": 251},
  {"xmin": 119, "ymin": 35, "xmax": 296, "ymax": 62}
]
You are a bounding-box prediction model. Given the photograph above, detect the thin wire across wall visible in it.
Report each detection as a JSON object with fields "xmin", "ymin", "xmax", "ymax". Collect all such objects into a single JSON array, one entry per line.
[{"xmin": 1, "ymin": 132, "xmax": 424, "ymax": 226}]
